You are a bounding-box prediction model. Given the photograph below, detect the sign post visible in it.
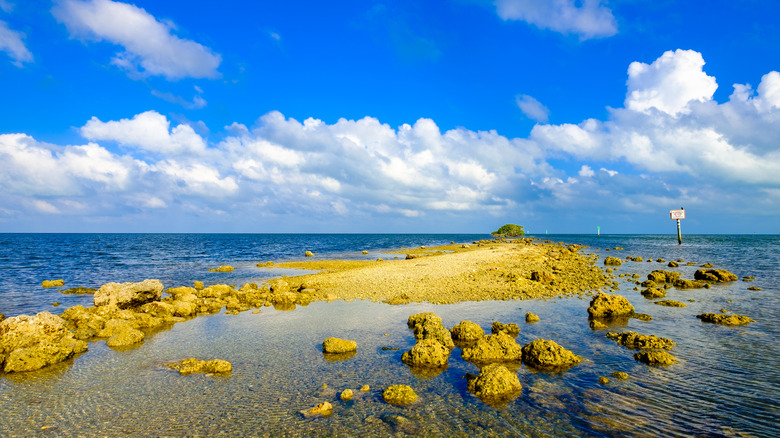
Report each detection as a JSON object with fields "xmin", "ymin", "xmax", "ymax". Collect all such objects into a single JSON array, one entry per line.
[
  {"xmin": 597, "ymin": 226, "xmax": 600, "ymax": 236},
  {"xmin": 669, "ymin": 208, "xmax": 685, "ymax": 244}
]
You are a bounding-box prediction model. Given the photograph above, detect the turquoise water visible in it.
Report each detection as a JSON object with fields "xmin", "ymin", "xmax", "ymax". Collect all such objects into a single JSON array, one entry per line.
[{"xmin": 0, "ymin": 234, "xmax": 778, "ymax": 437}]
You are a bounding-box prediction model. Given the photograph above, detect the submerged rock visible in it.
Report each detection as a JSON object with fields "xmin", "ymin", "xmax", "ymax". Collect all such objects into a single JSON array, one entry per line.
[
  {"xmin": 672, "ymin": 278, "xmax": 706, "ymax": 289},
  {"xmin": 491, "ymin": 321, "xmax": 520, "ymax": 337},
  {"xmin": 604, "ymin": 257, "xmax": 623, "ymax": 266},
  {"xmin": 696, "ymin": 313, "xmax": 755, "ymax": 325},
  {"xmin": 322, "ymin": 337, "xmax": 357, "ymax": 354},
  {"xmin": 106, "ymin": 328, "xmax": 144, "ymax": 348},
  {"xmin": 694, "ymin": 269, "xmax": 738, "ymax": 282},
  {"xmin": 612, "ymin": 371, "xmax": 629, "ymax": 380},
  {"xmin": 300, "ymin": 401, "xmax": 332, "ymax": 418},
  {"xmin": 401, "ymin": 338, "xmax": 449, "ymax": 368},
  {"xmin": 166, "ymin": 357, "xmax": 232, "ymax": 375},
  {"xmin": 521, "ymin": 339, "xmax": 582, "ymax": 370},
  {"xmin": 634, "ymin": 351, "xmax": 676, "ymax": 365},
  {"xmin": 382, "ymin": 385, "xmax": 417, "ymax": 406},
  {"xmin": 450, "ymin": 320, "xmax": 484, "ymax": 343},
  {"xmin": 0, "ymin": 311, "xmax": 88, "ymax": 373},
  {"xmin": 461, "ymin": 331, "xmax": 523, "ymax": 363},
  {"xmin": 587, "ymin": 293, "xmax": 634, "ymax": 319},
  {"xmin": 606, "ymin": 331, "xmax": 675, "ymax": 350},
  {"xmin": 655, "ymin": 300, "xmax": 687, "ymax": 307},
  {"xmin": 94, "ymin": 279, "xmax": 163, "ymax": 309},
  {"xmin": 208, "ymin": 266, "xmax": 235, "ymax": 272},
  {"xmin": 466, "ymin": 363, "xmax": 522, "ymax": 401},
  {"xmin": 41, "ymin": 279, "xmax": 65, "ymax": 288},
  {"xmin": 61, "ymin": 287, "xmax": 97, "ymax": 295}
]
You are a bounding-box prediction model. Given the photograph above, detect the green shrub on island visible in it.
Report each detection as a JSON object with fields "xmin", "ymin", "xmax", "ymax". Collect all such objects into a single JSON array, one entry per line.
[{"xmin": 491, "ymin": 224, "xmax": 525, "ymax": 237}]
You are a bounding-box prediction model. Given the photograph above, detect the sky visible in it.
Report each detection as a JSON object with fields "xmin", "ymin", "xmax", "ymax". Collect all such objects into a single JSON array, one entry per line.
[{"xmin": 1, "ymin": 0, "xmax": 779, "ymax": 234}]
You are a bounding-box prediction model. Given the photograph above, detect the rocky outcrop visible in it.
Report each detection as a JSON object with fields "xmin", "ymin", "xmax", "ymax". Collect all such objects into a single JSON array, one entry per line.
[
  {"xmin": 525, "ymin": 312, "xmax": 540, "ymax": 323},
  {"xmin": 0, "ymin": 311, "xmax": 88, "ymax": 373},
  {"xmin": 450, "ymin": 320, "xmax": 484, "ymax": 343},
  {"xmin": 461, "ymin": 331, "xmax": 523, "ymax": 363},
  {"xmin": 606, "ymin": 331, "xmax": 675, "ymax": 350},
  {"xmin": 491, "ymin": 321, "xmax": 519, "ymax": 337},
  {"xmin": 672, "ymin": 278, "xmax": 706, "ymax": 289},
  {"xmin": 165, "ymin": 357, "xmax": 232, "ymax": 375},
  {"xmin": 401, "ymin": 339, "xmax": 449, "ymax": 368},
  {"xmin": 521, "ymin": 339, "xmax": 581, "ymax": 370},
  {"xmin": 647, "ymin": 270, "xmax": 681, "ymax": 284},
  {"xmin": 694, "ymin": 269, "xmax": 738, "ymax": 282},
  {"xmin": 407, "ymin": 312, "xmax": 454, "ymax": 350},
  {"xmin": 466, "ymin": 363, "xmax": 522, "ymax": 401},
  {"xmin": 322, "ymin": 337, "xmax": 357, "ymax": 354},
  {"xmin": 94, "ymin": 279, "xmax": 163, "ymax": 309},
  {"xmin": 587, "ymin": 293, "xmax": 634, "ymax": 319},
  {"xmin": 603, "ymin": 257, "xmax": 622, "ymax": 266},
  {"xmin": 696, "ymin": 313, "xmax": 755, "ymax": 325},
  {"xmin": 634, "ymin": 351, "xmax": 676, "ymax": 365},
  {"xmin": 641, "ymin": 288, "xmax": 666, "ymax": 299},
  {"xmin": 41, "ymin": 279, "xmax": 65, "ymax": 288},
  {"xmin": 382, "ymin": 385, "xmax": 417, "ymax": 406}
]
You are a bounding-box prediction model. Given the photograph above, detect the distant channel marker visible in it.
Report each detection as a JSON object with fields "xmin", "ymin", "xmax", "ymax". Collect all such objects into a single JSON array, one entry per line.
[{"xmin": 670, "ymin": 208, "xmax": 685, "ymax": 244}]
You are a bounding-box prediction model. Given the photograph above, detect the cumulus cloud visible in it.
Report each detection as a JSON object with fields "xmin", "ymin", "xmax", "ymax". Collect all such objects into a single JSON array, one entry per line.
[
  {"xmin": 0, "ymin": 20, "xmax": 33, "ymax": 66},
  {"xmin": 495, "ymin": 0, "xmax": 617, "ymax": 39},
  {"xmin": 52, "ymin": 0, "xmax": 221, "ymax": 79},
  {"xmin": 516, "ymin": 94, "xmax": 550, "ymax": 122}
]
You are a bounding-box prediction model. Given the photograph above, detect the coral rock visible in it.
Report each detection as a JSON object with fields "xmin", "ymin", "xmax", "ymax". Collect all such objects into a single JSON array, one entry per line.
[
  {"xmin": 450, "ymin": 320, "xmax": 484, "ymax": 342},
  {"xmin": 466, "ymin": 363, "xmax": 522, "ymax": 400},
  {"xmin": 322, "ymin": 337, "xmax": 357, "ymax": 354},
  {"xmin": 401, "ymin": 339, "xmax": 450, "ymax": 368},
  {"xmin": 382, "ymin": 385, "xmax": 417, "ymax": 406},
  {"xmin": 587, "ymin": 293, "xmax": 634, "ymax": 319},
  {"xmin": 94, "ymin": 279, "xmax": 163, "ymax": 309},
  {"xmin": 521, "ymin": 339, "xmax": 582, "ymax": 370},
  {"xmin": 461, "ymin": 331, "xmax": 523, "ymax": 363}
]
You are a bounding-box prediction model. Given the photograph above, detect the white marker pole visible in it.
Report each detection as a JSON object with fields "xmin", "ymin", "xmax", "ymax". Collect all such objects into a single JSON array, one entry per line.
[
  {"xmin": 670, "ymin": 208, "xmax": 685, "ymax": 245},
  {"xmin": 597, "ymin": 226, "xmax": 600, "ymax": 236}
]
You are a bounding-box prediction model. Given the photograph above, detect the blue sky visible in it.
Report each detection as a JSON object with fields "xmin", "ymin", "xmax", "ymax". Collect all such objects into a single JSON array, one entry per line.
[{"xmin": 1, "ymin": 0, "xmax": 779, "ymax": 234}]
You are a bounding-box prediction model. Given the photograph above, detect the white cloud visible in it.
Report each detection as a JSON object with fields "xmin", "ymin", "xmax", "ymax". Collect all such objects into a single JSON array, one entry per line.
[
  {"xmin": 52, "ymin": 0, "xmax": 221, "ymax": 79},
  {"xmin": 81, "ymin": 110, "xmax": 206, "ymax": 155},
  {"xmin": 578, "ymin": 165, "xmax": 594, "ymax": 177},
  {"xmin": 625, "ymin": 49, "xmax": 717, "ymax": 116},
  {"xmin": 516, "ymin": 94, "xmax": 550, "ymax": 122},
  {"xmin": 151, "ymin": 87, "xmax": 207, "ymax": 109},
  {"xmin": 495, "ymin": 0, "xmax": 617, "ymax": 39},
  {"xmin": 31, "ymin": 200, "xmax": 60, "ymax": 214},
  {"xmin": 0, "ymin": 20, "xmax": 33, "ymax": 66}
]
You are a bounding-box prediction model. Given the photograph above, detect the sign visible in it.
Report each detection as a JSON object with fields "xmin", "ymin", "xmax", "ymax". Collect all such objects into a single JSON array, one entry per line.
[{"xmin": 670, "ymin": 209, "xmax": 685, "ymax": 220}]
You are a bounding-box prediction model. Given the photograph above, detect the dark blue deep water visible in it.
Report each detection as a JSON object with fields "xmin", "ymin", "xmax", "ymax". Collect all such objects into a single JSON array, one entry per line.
[{"xmin": 0, "ymin": 234, "xmax": 778, "ymax": 437}]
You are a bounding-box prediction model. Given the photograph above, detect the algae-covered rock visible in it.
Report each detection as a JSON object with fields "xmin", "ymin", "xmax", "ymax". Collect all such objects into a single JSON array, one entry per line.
[
  {"xmin": 694, "ymin": 269, "xmax": 738, "ymax": 282},
  {"xmin": 525, "ymin": 312, "xmax": 540, "ymax": 323},
  {"xmin": 208, "ymin": 266, "xmax": 235, "ymax": 272},
  {"xmin": 641, "ymin": 288, "xmax": 666, "ymax": 299},
  {"xmin": 587, "ymin": 293, "xmax": 634, "ymax": 319},
  {"xmin": 340, "ymin": 389, "xmax": 353, "ymax": 401},
  {"xmin": 672, "ymin": 278, "xmax": 706, "ymax": 289},
  {"xmin": 407, "ymin": 312, "xmax": 454, "ymax": 350},
  {"xmin": 604, "ymin": 257, "xmax": 623, "ymax": 266},
  {"xmin": 322, "ymin": 337, "xmax": 357, "ymax": 354},
  {"xmin": 606, "ymin": 331, "xmax": 675, "ymax": 350},
  {"xmin": 521, "ymin": 339, "xmax": 582, "ymax": 370},
  {"xmin": 401, "ymin": 339, "xmax": 449, "ymax": 368},
  {"xmin": 598, "ymin": 376, "xmax": 610, "ymax": 384},
  {"xmin": 94, "ymin": 279, "xmax": 163, "ymax": 309},
  {"xmin": 0, "ymin": 311, "xmax": 88, "ymax": 373},
  {"xmin": 461, "ymin": 331, "xmax": 523, "ymax": 363},
  {"xmin": 166, "ymin": 357, "xmax": 232, "ymax": 375},
  {"xmin": 634, "ymin": 351, "xmax": 676, "ymax": 365},
  {"xmin": 667, "ymin": 261, "xmax": 679, "ymax": 268},
  {"xmin": 450, "ymin": 320, "xmax": 484, "ymax": 343},
  {"xmin": 106, "ymin": 328, "xmax": 144, "ymax": 348},
  {"xmin": 655, "ymin": 300, "xmax": 687, "ymax": 307},
  {"xmin": 696, "ymin": 313, "xmax": 755, "ymax": 325},
  {"xmin": 647, "ymin": 270, "xmax": 681, "ymax": 284},
  {"xmin": 61, "ymin": 287, "xmax": 97, "ymax": 294},
  {"xmin": 466, "ymin": 363, "xmax": 522, "ymax": 401},
  {"xmin": 300, "ymin": 401, "xmax": 332, "ymax": 418},
  {"xmin": 612, "ymin": 371, "xmax": 629, "ymax": 380},
  {"xmin": 589, "ymin": 320, "xmax": 607, "ymax": 330},
  {"xmin": 305, "ymin": 251, "xmax": 314, "ymax": 257},
  {"xmin": 382, "ymin": 385, "xmax": 417, "ymax": 406},
  {"xmin": 491, "ymin": 321, "xmax": 520, "ymax": 337},
  {"xmin": 41, "ymin": 279, "xmax": 65, "ymax": 288}
]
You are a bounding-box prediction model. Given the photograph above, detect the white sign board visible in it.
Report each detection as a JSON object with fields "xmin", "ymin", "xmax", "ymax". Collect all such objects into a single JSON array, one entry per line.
[{"xmin": 670, "ymin": 209, "xmax": 685, "ymax": 220}]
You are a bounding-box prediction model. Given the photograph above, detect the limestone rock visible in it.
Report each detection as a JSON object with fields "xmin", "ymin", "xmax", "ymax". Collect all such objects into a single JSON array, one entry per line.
[
  {"xmin": 521, "ymin": 339, "xmax": 582, "ymax": 370},
  {"xmin": 461, "ymin": 331, "xmax": 523, "ymax": 363},
  {"xmin": 655, "ymin": 300, "xmax": 687, "ymax": 307},
  {"xmin": 589, "ymin": 320, "xmax": 607, "ymax": 330},
  {"xmin": 696, "ymin": 313, "xmax": 755, "ymax": 325},
  {"xmin": 641, "ymin": 288, "xmax": 666, "ymax": 299},
  {"xmin": 647, "ymin": 270, "xmax": 681, "ymax": 284},
  {"xmin": 407, "ymin": 312, "xmax": 454, "ymax": 350},
  {"xmin": 634, "ymin": 351, "xmax": 676, "ymax": 365},
  {"xmin": 340, "ymin": 389, "xmax": 353, "ymax": 401},
  {"xmin": 530, "ymin": 270, "xmax": 555, "ymax": 282},
  {"xmin": 491, "ymin": 321, "xmax": 520, "ymax": 337},
  {"xmin": 301, "ymin": 401, "xmax": 332, "ymax": 418},
  {"xmin": 587, "ymin": 293, "xmax": 634, "ymax": 319},
  {"xmin": 603, "ymin": 257, "xmax": 623, "ymax": 266},
  {"xmin": 694, "ymin": 269, "xmax": 738, "ymax": 282},
  {"xmin": 401, "ymin": 339, "xmax": 449, "ymax": 368},
  {"xmin": 305, "ymin": 251, "xmax": 314, "ymax": 257},
  {"xmin": 106, "ymin": 328, "xmax": 144, "ymax": 348},
  {"xmin": 139, "ymin": 301, "xmax": 175, "ymax": 317},
  {"xmin": 94, "ymin": 279, "xmax": 163, "ymax": 309},
  {"xmin": 673, "ymin": 278, "xmax": 706, "ymax": 289},
  {"xmin": 61, "ymin": 287, "xmax": 97, "ymax": 294},
  {"xmin": 466, "ymin": 363, "xmax": 522, "ymax": 401},
  {"xmin": 41, "ymin": 279, "xmax": 65, "ymax": 288},
  {"xmin": 667, "ymin": 261, "xmax": 679, "ymax": 268},
  {"xmin": 0, "ymin": 311, "xmax": 88, "ymax": 373},
  {"xmin": 382, "ymin": 385, "xmax": 417, "ymax": 406},
  {"xmin": 612, "ymin": 371, "xmax": 629, "ymax": 380},
  {"xmin": 450, "ymin": 320, "xmax": 484, "ymax": 343},
  {"xmin": 166, "ymin": 357, "xmax": 232, "ymax": 375},
  {"xmin": 606, "ymin": 331, "xmax": 675, "ymax": 350},
  {"xmin": 208, "ymin": 266, "xmax": 235, "ymax": 272},
  {"xmin": 322, "ymin": 337, "xmax": 357, "ymax": 354},
  {"xmin": 525, "ymin": 312, "xmax": 540, "ymax": 323}
]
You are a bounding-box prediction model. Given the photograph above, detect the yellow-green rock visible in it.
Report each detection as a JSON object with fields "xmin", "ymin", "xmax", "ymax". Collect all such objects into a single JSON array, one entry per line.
[
  {"xmin": 322, "ymin": 337, "xmax": 357, "ymax": 354},
  {"xmin": 401, "ymin": 339, "xmax": 449, "ymax": 368},
  {"xmin": 382, "ymin": 385, "xmax": 417, "ymax": 406},
  {"xmin": 41, "ymin": 279, "xmax": 65, "ymax": 288},
  {"xmin": 466, "ymin": 363, "xmax": 522, "ymax": 401}
]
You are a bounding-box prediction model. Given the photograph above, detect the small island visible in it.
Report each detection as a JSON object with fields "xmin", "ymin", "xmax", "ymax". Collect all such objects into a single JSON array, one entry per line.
[{"xmin": 491, "ymin": 224, "xmax": 525, "ymax": 237}]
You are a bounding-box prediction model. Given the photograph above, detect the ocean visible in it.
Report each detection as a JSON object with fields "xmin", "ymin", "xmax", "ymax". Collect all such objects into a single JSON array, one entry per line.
[{"xmin": 0, "ymin": 233, "xmax": 777, "ymax": 437}]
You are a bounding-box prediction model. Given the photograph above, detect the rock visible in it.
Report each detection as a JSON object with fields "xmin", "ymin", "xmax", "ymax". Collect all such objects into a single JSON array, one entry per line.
[
  {"xmin": 94, "ymin": 279, "xmax": 163, "ymax": 309},
  {"xmin": 193, "ymin": 281, "xmax": 204, "ymax": 290},
  {"xmin": 401, "ymin": 339, "xmax": 449, "ymax": 368},
  {"xmin": 267, "ymin": 279, "xmax": 290, "ymax": 293},
  {"xmin": 256, "ymin": 261, "xmax": 274, "ymax": 267},
  {"xmin": 461, "ymin": 331, "xmax": 523, "ymax": 363},
  {"xmin": 466, "ymin": 363, "xmax": 522, "ymax": 400},
  {"xmin": 300, "ymin": 402, "xmax": 332, "ymax": 418},
  {"xmin": 106, "ymin": 328, "xmax": 144, "ymax": 348},
  {"xmin": 603, "ymin": 257, "xmax": 623, "ymax": 266},
  {"xmin": 172, "ymin": 300, "xmax": 198, "ymax": 317},
  {"xmin": 0, "ymin": 311, "xmax": 88, "ymax": 373},
  {"xmin": 322, "ymin": 337, "xmax": 357, "ymax": 354},
  {"xmin": 521, "ymin": 339, "xmax": 582, "ymax": 370},
  {"xmin": 208, "ymin": 266, "xmax": 235, "ymax": 272},
  {"xmin": 598, "ymin": 376, "xmax": 610, "ymax": 384},
  {"xmin": 627, "ymin": 256, "xmax": 643, "ymax": 262},
  {"xmin": 491, "ymin": 321, "xmax": 520, "ymax": 337},
  {"xmin": 655, "ymin": 300, "xmax": 687, "ymax": 307},
  {"xmin": 139, "ymin": 301, "xmax": 175, "ymax": 317},
  {"xmin": 587, "ymin": 293, "xmax": 635, "ymax": 319},
  {"xmin": 97, "ymin": 318, "xmax": 136, "ymax": 337},
  {"xmin": 672, "ymin": 278, "xmax": 706, "ymax": 289},
  {"xmin": 641, "ymin": 288, "xmax": 666, "ymax": 299},
  {"xmin": 360, "ymin": 385, "xmax": 370, "ymax": 392},
  {"xmin": 525, "ymin": 312, "xmax": 540, "ymax": 323},
  {"xmin": 41, "ymin": 279, "xmax": 65, "ymax": 288},
  {"xmin": 382, "ymin": 385, "xmax": 417, "ymax": 406},
  {"xmin": 589, "ymin": 320, "xmax": 607, "ymax": 330},
  {"xmin": 166, "ymin": 357, "xmax": 232, "ymax": 375},
  {"xmin": 362, "ymin": 250, "xmax": 369, "ymax": 255},
  {"xmin": 634, "ymin": 351, "xmax": 676, "ymax": 365},
  {"xmin": 742, "ymin": 276, "xmax": 755, "ymax": 282},
  {"xmin": 305, "ymin": 251, "xmax": 314, "ymax": 257},
  {"xmin": 340, "ymin": 389, "xmax": 353, "ymax": 401},
  {"xmin": 0, "ymin": 312, "xmax": 4, "ymax": 322},
  {"xmin": 612, "ymin": 371, "xmax": 629, "ymax": 380},
  {"xmin": 61, "ymin": 287, "xmax": 97, "ymax": 294},
  {"xmin": 530, "ymin": 270, "xmax": 555, "ymax": 282},
  {"xmin": 700, "ymin": 263, "xmax": 714, "ymax": 268},
  {"xmin": 747, "ymin": 286, "xmax": 762, "ymax": 291},
  {"xmin": 694, "ymin": 269, "xmax": 738, "ymax": 282},
  {"xmin": 450, "ymin": 320, "xmax": 484, "ymax": 343},
  {"xmin": 406, "ymin": 312, "xmax": 454, "ymax": 350},
  {"xmin": 630, "ymin": 313, "xmax": 653, "ymax": 321},
  {"xmin": 656, "ymin": 258, "xmax": 665, "ymax": 263},
  {"xmin": 606, "ymin": 331, "xmax": 675, "ymax": 350},
  {"xmin": 696, "ymin": 313, "xmax": 755, "ymax": 325},
  {"xmin": 647, "ymin": 270, "xmax": 681, "ymax": 284},
  {"xmin": 667, "ymin": 261, "xmax": 679, "ymax": 268}
]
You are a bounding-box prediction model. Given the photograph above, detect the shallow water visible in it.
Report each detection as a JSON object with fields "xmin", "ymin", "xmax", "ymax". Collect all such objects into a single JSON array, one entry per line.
[{"xmin": 0, "ymin": 234, "xmax": 778, "ymax": 437}]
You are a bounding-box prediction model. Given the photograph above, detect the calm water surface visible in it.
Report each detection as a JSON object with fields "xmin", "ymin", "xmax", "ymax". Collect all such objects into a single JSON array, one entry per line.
[{"xmin": 0, "ymin": 234, "xmax": 777, "ymax": 437}]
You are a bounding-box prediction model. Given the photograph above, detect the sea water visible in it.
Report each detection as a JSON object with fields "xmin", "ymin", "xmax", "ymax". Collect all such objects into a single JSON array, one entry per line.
[{"xmin": 0, "ymin": 234, "xmax": 777, "ymax": 437}]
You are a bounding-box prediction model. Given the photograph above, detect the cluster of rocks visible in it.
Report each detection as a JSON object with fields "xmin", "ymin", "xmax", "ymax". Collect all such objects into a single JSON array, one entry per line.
[
  {"xmin": 0, "ymin": 311, "xmax": 88, "ymax": 373},
  {"xmin": 606, "ymin": 331, "xmax": 677, "ymax": 365}
]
